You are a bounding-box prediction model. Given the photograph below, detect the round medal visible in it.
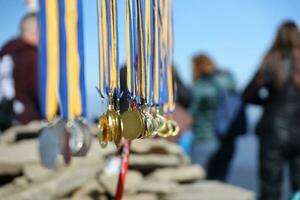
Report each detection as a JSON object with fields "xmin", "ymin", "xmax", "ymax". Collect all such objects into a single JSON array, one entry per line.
[
  {"xmin": 107, "ymin": 106, "xmax": 123, "ymax": 148},
  {"xmin": 39, "ymin": 125, "xmax": 59, "ymax": 169},
  {"xmin": 121, "ymin": 109, "xmax": 144, "ymax": 140},
  {"xmin": 98, "ymin": 114, "xmax": 110, "ymax": 148}
]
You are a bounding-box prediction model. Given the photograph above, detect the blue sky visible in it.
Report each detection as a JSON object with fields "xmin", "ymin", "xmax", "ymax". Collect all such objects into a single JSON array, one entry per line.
[{"xmin": 1, "ymin": 0, "xmax": 300, "ymax": 119}]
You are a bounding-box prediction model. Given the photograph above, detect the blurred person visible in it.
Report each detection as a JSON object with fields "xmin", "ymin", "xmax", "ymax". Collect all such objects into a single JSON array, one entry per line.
[
  {"xmin": 243, "ymin": 21, "xmax": 300, "ymax": 200},
  {"xmin": 188, "ymin": 54, "xmax": 239, "ymax": 173},
  {"xmin": 0, "ymin": 13, "xmax": 40, "ymax": 131}
]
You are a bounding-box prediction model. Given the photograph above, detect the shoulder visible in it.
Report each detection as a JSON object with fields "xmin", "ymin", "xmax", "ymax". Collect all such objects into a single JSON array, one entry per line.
[{"xmin": 0, "ymin": 38, "xmax": 26, "ymax": 57}]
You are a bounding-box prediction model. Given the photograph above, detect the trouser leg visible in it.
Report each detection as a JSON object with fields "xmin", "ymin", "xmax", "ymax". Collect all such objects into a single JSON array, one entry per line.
[
  {"xmin": 259, "ymin": 143, "xmax": 284, "ymax": 200},
  {"xmin": 206, "ymin": 135, "xmax": 236, "ymax": 181},
  {"xmin": 289, "ymin": 153, "xmax": 300, "ymax": 193}
]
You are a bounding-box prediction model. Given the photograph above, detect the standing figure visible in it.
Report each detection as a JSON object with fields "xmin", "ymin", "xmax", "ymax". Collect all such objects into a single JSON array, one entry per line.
[
  {"xmin": 0, "ymin": 13, "xmax": 40, "ymax": 130},
  {"xmin": 243, "ymin": 21, "xmax": 300, "ymax": 200},
  {"xmin": 188, "ymin": 54, "xmax": 236, "ymax": 169}
]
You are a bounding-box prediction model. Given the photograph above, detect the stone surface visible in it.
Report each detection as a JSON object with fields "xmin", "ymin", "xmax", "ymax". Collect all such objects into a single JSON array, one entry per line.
[
  {"xmin": 0, "ymin": 140, "xmax": 39, "ymax": 175},
  {"xmin": 86, "ymin": 139, "xmax": 117, "ymax": 158},
  {"xmin": 131, "ymin": 139, "xmax": 183, "ymax": 155},
  {"xmin": 163, "ymin": 181, "xmax": 256, "ymax": 200},
  {"xmin": 0, "ymin": 121, "xmax": 44, "ymax": 144},
  {"xmin": 147, "ymin": 165, "xmax": 205, "ymax": 183},
  {"xmin": 98, "ymin": 170, "xmax": 143, "ymax": 196},
  {"xmin": 4, "ymin": 156, "xmax": 104, "ymax": 200},
  {"xmin": 123, "ymin": 193, "xmax": 158, "ymax": 200},
  {"xmin": 138, "ymin": 179, "xmax": 179, "ymax": 194},
  {"xmin": 129, "ymin": 154, "xmax": 183, "ymax": 170},
  {"xmin": 23, "ymin": 164, "xmax": 55, "ymax": 182},
  {"xmin": 72, "ymin": 180, "xmax": 106, "ymax": 200}
]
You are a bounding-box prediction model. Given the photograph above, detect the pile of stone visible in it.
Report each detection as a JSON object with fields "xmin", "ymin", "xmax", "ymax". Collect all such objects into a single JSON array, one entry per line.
[{"xmin": 0, "ymin": 123, "xmax": 255, "ymax": 200}]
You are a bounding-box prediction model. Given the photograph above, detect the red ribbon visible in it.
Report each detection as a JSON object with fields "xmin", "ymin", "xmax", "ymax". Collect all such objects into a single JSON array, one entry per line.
[{"xmin": 115, "ymin": 139, "xmax": 131, "ymax": 200}]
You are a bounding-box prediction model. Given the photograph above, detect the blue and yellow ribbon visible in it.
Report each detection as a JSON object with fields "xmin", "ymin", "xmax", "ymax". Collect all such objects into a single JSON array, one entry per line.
[
  {"xmin": 39, "ymin": 0, "xmax": 60, "ymax": 121},
  {"xmin": 98, "ymin": 0, "xmax": 119, "ymax": 97},
  {"xmin": 39, "ymin": 0, "xmax": 86, "ymax": 121}
]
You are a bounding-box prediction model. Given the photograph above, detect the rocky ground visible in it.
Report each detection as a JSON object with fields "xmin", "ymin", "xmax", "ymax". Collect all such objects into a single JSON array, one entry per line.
[{"xmin": 0, "ymin": 122, "xmax": 255, "ymax": 200}]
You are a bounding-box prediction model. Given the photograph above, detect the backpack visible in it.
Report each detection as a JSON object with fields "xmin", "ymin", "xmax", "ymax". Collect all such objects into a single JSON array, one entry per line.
[{"xmin": 213, "ymin": 77, "xmax": 247, "ymax": 137}]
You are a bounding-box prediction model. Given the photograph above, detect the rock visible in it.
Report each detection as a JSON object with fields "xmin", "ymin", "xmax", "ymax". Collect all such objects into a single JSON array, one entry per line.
[
  {"xmin": 13, "ymin": 177, "xmax": 30, "ymax": 188},
  {"xmin": 138, "ymin": 179, "xmax": 179, "ymax": 194},
  {"xmin": 163, "ymin": 181, "xmax": 256, "ymax": 200},
  {"xmin": 147, "ymin": 165, "xmax": 205, "ymax": 183},
  {"xmin": 72, "ymin": 180, "xmax": 106, "ymax": 200},
  {"xmin": 98, "ymin": 170, "xmax": 143, "ymax": 196},
  {"xmin": 4, "ymin": 156, "xmax": 104, "ymax": 200},
  {"xmin": 0, "ymin": 140, "xmax": 39, "ymax": 175},
  {"xmin": 86, "ymin": 139, "xmax": 117, "ymax": 158},
  {"xmin": 131, "ymin": 139, "xmax": 183, "ymax": 155},
  {"xmin": 23, "ymin": 164, "xmax": 55, "ymax": 182},
  {"xmin": 123, "ymin": 193, "xmax": 158, "ymax": 200},
  {"xmin": 0, "ymin": 183, "xmax": 23, "ymax": 198},
  {"xmin": 129, "ymin": 154, "xmax": 183, "ymax": 170},
  {"xmin": 0, "ymin": 121, "xmax": 44, "ymax": 144}
]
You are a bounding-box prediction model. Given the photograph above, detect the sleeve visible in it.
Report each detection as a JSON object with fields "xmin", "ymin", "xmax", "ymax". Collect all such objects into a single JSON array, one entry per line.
[
  {"xmin": 188, "ymin": 84, "xmax": 202, "ymax": 116},
  {"xmin": 242, "ymin": 68, "xmax": 267, "ymax": 105},
  {"xmin": 175, "ymin": 72, "xmax": 192, "ymax": 109}
]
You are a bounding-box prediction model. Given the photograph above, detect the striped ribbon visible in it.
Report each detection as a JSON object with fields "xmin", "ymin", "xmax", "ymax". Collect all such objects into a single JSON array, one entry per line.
[
  {"xmin": 39, "ymin": 0, "xmax": 86, "ymax": 121},
  {"xmin": 39, "ymin": 0, "xmax": 59, "ymax": 121},
  {"xmin": 158, "ymin": 0, "xmax": 175, "ymax": 112},
  {"xmin": 98, "ymin": 0, "xmax": 119, "ymax": 97}
]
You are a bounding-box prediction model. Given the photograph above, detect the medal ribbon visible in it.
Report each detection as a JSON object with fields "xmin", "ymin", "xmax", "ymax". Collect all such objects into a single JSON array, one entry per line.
[
  {"xmin": 58, "ymin": 0, "xmax": 86, "ymax": 120},
  {"xmin": 39, "ymin": 0, "xmax": 59, "ymax": 121},
  {"xmin": 153, "ymin": 0, "xmax": 160, "ymax": 105},
  {"xmin": 137, "ymin": 0, "xmax": 146, "ymax": 101},
  {"xmin": 98, "ymin": 0, "xmax": 118, "ymax": 97},
  {"xmin": 166, "ymin": 0, "xmax": 175, "ymax": 112},
  {"xmin": 126, "ymin": 0, "xmax": 139, "ymax": 99}
]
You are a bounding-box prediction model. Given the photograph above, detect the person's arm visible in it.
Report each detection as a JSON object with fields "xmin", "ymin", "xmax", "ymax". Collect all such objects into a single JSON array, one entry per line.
[
  {"xmin": 188, "ymin": 84, "xmax": 202, "ymax": 116},
  {"xmin": 242, "ymin": 69, "xmax": 266, "ymax": 105},
  {"xmin": 174, "ymin": 72, "xmax": 192, "ymax": 108}
]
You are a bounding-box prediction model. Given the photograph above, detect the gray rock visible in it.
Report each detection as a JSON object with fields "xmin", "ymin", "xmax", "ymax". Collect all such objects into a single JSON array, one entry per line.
[
  {"xmin": 71, "ymin": 180, "xmax": 106, "ymax": 200},
  {"xmin": 86, "ymin": 139, "xmax": 117, "ymax": 158},
  {"xmin": 138, "ymin": 179, "xmax": 179, "ymax": 194},
  {"xmin": 147, "ymin": 165, "xmax": 205, "ymax": 183},
  {"xmin": 0, "ymin": 140, "xmax": 39, "ymax": 175},
  {"xmin": 129, "ymin": 154, "xmax": 183, "ymax": 170},
  {"xmin": 0, "ymin": 121, "xmax": 44, "ymax": 144},
  {"xmin": 23, "ymin": 164, "xmax": 55, "ymax": 182},
  {"xmin": 98, "ymin": 170, "xmax": 143, "ymax": 196},
  {"xmin": 163, "ymin": 181, "xmax": 255, "ymax": 200},
  {"xmin": 123, "ymin": 193, "xmax": 158, "ymax": 200},
  {"xmin": 5, "ymin": 156, "xmax": 104, "ymax": 200},
  {"xmin": 131, "ymin": 139, "xmax": 183, "ymax": 155}
]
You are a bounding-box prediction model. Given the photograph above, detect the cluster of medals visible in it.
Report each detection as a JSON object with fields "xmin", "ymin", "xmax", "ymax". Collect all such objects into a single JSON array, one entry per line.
[
  {"xmin": 97, "ymin": 0, "xmax": 179, "ymax": 149},
  {"xmin": 38, "ymin": 0, "xmax": 91, "ymax": 168}
]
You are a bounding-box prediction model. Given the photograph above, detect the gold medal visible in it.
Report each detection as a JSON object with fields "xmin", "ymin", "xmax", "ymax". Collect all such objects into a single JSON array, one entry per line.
[
  {"xmin": 121, "ymin": 102, "xmax": 144, "ymax": 140},
  {"xmin": 98, "ymin": 114, "xmax": 110, "ymax": 148},
  {"xmin": 169, "ymin": 119, "xmax": 180, "ymax": 136},
  {"xmin": 107, "ymin": 94, "xmax": 123, "ymax": 148}
]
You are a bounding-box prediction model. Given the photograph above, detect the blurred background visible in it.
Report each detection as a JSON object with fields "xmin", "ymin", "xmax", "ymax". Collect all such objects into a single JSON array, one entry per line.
[{"xmin": 1, "ymin": 0, "xmax": 300, "ymax": 199}]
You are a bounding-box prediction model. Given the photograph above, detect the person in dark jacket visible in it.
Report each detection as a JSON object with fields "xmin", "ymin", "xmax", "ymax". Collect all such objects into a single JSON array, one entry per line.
[
  {"xmin": 0, "ymin": 13, "xmax": 40, "ymax": 129},
  {"xmin": 188, "ymin": 54, "xmax": 236, "ymax": 170},
  {"xmin": 243, "ymin": 21, "xmax": 300, "ymax": 200}
]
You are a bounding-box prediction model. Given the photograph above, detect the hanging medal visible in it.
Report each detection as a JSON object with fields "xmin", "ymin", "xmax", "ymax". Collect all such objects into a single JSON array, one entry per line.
[
  {"xmin": 121, "ymin": 0, "xmax": 145, "ymax": 141},
  {"xmin": 157, "ymin": 0, "xmax": 179, "ymax": 137},
  {"xmin": 38, "ymin": 0, "xmax": 62, "ymax": 169},
  {"xmin": 58, "ymin": 0, "xmax": 91, "ymax": 162},
  {"xmin": 97, "ymin": 0, "xmax": 122, "ymax": 148}
]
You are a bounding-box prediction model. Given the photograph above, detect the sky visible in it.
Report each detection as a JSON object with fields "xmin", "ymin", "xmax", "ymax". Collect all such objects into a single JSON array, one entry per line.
[{"xmin": 1, "ymin": 0, "xmax": 300, "ymax": 119}]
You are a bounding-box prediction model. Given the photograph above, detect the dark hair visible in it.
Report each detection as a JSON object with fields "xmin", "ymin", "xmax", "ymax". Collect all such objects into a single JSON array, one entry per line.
[
  {"xmin": 20, "ymin": 12, "xmax": 37, "ymax": 33},
  {"xmin": 260, "ymin": 20, "xmax": 300, "ymax": 89},
  {"xmin": 192, "ymin": 54, "xmax": 216, "ymax": 82}
]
